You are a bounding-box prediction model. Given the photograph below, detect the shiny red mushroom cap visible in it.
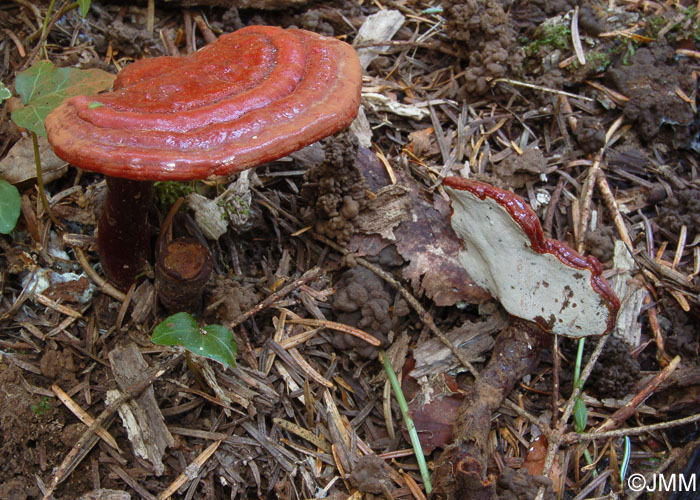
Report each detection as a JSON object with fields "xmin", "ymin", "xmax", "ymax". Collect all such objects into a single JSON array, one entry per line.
[
  {"xmin": 443, "ymin": 177, "xmax": 619, "ymax": 337},
  {"xmin": 44, "ymin": 26, "xmax": 362, "ymax": 181}
]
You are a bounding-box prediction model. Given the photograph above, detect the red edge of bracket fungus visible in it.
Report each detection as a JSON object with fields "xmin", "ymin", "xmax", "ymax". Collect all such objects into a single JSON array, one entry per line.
[
  {"xmin": 45, "ymin": 26, "xmax": 362, "ymax": 181},
  {"xmin": 443, "ymin": 177, "xmax": 620, "ymax": 337}
]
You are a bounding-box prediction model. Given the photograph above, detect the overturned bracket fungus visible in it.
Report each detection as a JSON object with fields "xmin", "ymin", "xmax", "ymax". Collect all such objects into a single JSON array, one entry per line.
[
  {"xmin": 443, "ymin": 177, "xmax": 619, "ymax": 338},
  {"xmin": 45, "ymin": 26, "xmax": 362, "ymax": 291}
]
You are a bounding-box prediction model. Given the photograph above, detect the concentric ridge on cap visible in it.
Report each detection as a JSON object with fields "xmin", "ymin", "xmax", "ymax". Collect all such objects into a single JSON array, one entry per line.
[{"xmin": 45, "ymin": 26, "xmax": 362, "ymax": 181}]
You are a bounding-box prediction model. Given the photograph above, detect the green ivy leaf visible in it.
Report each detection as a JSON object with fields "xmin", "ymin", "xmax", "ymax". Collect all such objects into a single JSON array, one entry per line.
[
  {"xmin": 152, "ymin": 312, "xmax": 237, "ymax": 369},
  {"xmin": 0, "ymin": 179, "xmax": 21, "ymax": 234},
  {"xmin": 574, "ymin": 396, "xmax": 588, "ymax": 433},
  {"xmin": 12, "ymin": 61, "xmax": 114, "ymax": 136},
  {"xmin": 78, "ymin": 0, "xmax": 91, "ymax": 17}
]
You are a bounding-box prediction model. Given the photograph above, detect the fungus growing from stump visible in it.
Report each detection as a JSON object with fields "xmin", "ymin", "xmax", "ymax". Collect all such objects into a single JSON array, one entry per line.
[{"xmin": 45, "ymin": 26, "xmax": 362, "ymax": 291}]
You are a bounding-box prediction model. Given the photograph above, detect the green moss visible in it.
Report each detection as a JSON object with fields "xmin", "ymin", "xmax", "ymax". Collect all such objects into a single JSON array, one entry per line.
[
  {"xmin": 526, "ymin": 22, "xmax": 572, "ymax": 56},
  {"xmin": 571, "ymin": 50, "xmax": 611, "ymax": 72},
  {"xmin": 621, "ymin": 40, "xmax": 638, "ymax": 66},
  {"xmin": 647, "ymin": 7, "xmax": 700, "ymax": 44},
  {"xmin": 153, "ymin": 181, "xmax": 195, "ymax": 209},
  {"xmin": 646, "ymin": 15, "xmax": 667, "ymax": 39},
  {"xmin": 676, "ymin": 6, "xmax": 700, "ymax": 42}
]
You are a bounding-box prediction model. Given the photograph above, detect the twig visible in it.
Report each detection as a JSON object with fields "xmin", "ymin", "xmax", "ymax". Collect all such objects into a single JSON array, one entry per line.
[
  {"xmin": 503, "ymin": 399, "xmax": 554, "ymax": 440},
  {"xmin": 564, "ymin": 412, "xmax": 700, "ymax": 444},
  {"xmin": 543, "ymin": 175, "xmax": 566, "ymax": 237},
  {"xmin": 146, "ymin": 0, "xmax": 154, "ymax": 35},
  {"xmin": 157, "ymin": 439, "xmax": 222, "ymax": 500},
  {"xmin": 51, "ymin": 384, "xmax": 120, "ymax": 451},
  {"xmin": 577, "ymin": 157, "xmax": 600, "ymax": 254},
  {"xmin": 193, "ymin": 15, "xmax": 217, "ymax": 44},
  {"xmin": 32, "ymin": 132, "xmax": 63, "ymax": 230},
  {"xmin": 535, "ymin": 334, "xmax": 609, "ymax": 500},
  {"xmin": 287, "ymin": 318, "xmax": 381, "ymax": 346},
  {"xmin": 595, "ymin": 169, "xmax": 635, "ymax": 250},
  {"xmin": 21, "ymin": 1, "xmax": 79, "ymax": 69},
  {"xmin": 595, "ymin": 355, "xmax": 681, "ymax": 432},
  {"xmin": 492, "ymin": 78, "xmax": 595, "ymax": 102},
  {"xmin": 71, "ymin": 246, "xmax": 126, "ymax": 302},
  {"xmin": 228, "ymin": 267, "xmax": 324, "ymax": 329}
]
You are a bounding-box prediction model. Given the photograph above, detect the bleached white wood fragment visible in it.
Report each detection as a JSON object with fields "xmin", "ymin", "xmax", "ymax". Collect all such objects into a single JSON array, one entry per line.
[
  {"xmin": 362, "ymin": 92, "xmax": 430, "ymax": 120},
  {"xmin": 354, "ymin": 10, "xmax": 405, "ymax": 69},
  {"xmin": 349, "ymin": 106, "xmax": 373, "ymax": 147},
  {"xmin": 610, "ymin": 240, "xmax": 646, "ymax": 346}
]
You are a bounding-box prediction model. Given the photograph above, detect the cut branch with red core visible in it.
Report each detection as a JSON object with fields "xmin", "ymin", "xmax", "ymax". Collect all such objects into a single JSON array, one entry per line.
[
  {"xmin": 44, "ymin": 26, "xmax": 362, "ymax": 292},
  {"xmin": 156, "ymin": 238, "xmax": 213, "ymax": 312},
  {"xmin": 443, "ymin": 177, "xmax": 619, "ymax": 337}
]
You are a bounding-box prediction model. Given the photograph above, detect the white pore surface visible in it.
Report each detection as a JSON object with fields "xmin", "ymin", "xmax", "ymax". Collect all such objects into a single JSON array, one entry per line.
[{"xmin": 447, "ymin": 186, "xmax": 610, "ymax": 337}]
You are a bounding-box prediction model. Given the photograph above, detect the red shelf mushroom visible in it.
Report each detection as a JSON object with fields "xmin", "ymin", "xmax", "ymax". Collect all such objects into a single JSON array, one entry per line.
[{"xmin": 45, "ymin": 26, "xmax": 362, "ymax": 290}]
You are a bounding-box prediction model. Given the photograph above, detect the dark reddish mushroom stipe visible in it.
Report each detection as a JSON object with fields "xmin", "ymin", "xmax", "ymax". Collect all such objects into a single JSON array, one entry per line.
[
  {"xmin": 45, "ymin": 26, "xmax": 362, "ymax": 180},
  {"xmin": 443, "ymin": 177, "xmax": 620, "ymax": 336}
]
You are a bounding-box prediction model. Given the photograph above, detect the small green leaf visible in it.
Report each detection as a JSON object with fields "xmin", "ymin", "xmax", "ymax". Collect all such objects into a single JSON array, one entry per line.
[
  {"xmin": 88, "ymin": 101, "xmax": 104, "ymax": 109},
  {"xmin": 12, "ymin": 61, "xmax": 114, "ymax": 136},
  {"xmin": 152, "ymin": 312, "xmax": 237, "ymax": 368},
  {"xmin": 574, "ymin": 397, "xmax": 588, "ymax": 433},
  {"xmin": 0, "ymin": 179, "xmax": 21, "ymax": 234},
  {"xmin": 78, "ymin": 0, "xmax": 91, "ymax": 17},
  {"xmin": 0, "ymin": 82, "xmax": 11, "ymax": 102}
]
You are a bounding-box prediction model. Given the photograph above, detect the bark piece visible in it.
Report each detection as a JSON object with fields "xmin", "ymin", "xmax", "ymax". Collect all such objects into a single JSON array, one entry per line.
[
  {"xmin": 409, "ymin": 312, "xmax": 506, "ymax": 379},
  {"xmin": 108, "ymin": 344, "xmax": 174, "ymax": 475}
]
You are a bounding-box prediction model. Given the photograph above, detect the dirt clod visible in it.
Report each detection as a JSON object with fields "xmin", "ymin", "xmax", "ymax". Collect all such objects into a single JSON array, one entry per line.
[
  {"xmin": 478, "ymin": 147, "xmax": 550, "ymax": 189},
  {"xmin": 496, "ymin": 467, "xmax": 555, "ymax": 500},
  {"xmin": 585, "ymin": 224, "xmax": 616, "ymax": 264},
  {"xmin": 563, "ymin": 336, "xmax": 640, "ymax": 399},
  {"xmin": 348, "ymin": 455, "xmax": 390, "ymax": 494},
  {"xmin": 656, "ymin": 186, "xmax": 700, "ymax": 239},
  {"xmin": 443, "ymin": 0, "xmax": 523, "ymax": 96},
  {"xmin": 0, "ymin": 364, "xmax": 82, "ymax": 499},
  {"xmin": 300, "ymin": 133, "xmax": 368, "ymax": 245},
  {"xmin": 331, "ymin": 267, "xmax": 393, "ymax": 357},
  {"xmin": 607, "ymin": 42, "xmax": 696, "ymax": 146},
  {"xmin": 206, "ymin": 274, "xmax": 260, "ymax": 324},
  {"xmin": 659, "ymin": 305, "xmax": 699, "ymax": 359},
  {"xmin": 40, "ymin": 348, "xmax": 78, "ymax": 385}
]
